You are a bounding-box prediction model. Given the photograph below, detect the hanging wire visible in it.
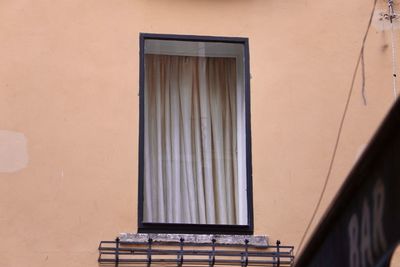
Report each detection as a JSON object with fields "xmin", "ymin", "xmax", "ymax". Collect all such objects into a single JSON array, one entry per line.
[
  {"xmin": 388, "ymin": 0, "xmax": 399, "ymax": 99},
  {"xmin": 296, "ymin": 0, "xmax": 378, "ymax": 256},
  {"xmin": 361, "ymin": 47, "xmax": 367, "ymax": 105}
]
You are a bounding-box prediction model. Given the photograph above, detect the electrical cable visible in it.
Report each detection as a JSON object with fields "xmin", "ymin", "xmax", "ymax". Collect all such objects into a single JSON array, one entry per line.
[
  {"xmin": 296, "ymin": 0, "xmax": 378, "ymax": 256},
  {"xmin": 388, "ymin": 0, "xmax": 399, "ymax": 99},
  {"xmin": 361, "ymin": 48, "xmax": 367, "ymax": 105}
]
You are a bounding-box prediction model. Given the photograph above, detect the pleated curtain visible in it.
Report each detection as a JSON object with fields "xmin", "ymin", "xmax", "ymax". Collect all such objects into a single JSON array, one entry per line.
[{"xmin": 143, "ymin": 54, "xmax": 246, "ymax": 225}]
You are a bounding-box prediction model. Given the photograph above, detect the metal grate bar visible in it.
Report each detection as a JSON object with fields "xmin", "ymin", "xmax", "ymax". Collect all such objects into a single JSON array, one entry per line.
[{"xmin": 98, "ymin": 238, "xmax": 294, "ymax": 267}]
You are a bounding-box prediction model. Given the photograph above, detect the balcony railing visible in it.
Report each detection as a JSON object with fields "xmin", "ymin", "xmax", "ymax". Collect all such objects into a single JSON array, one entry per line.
[{"xmin": 98, "ymin": 237, "xmax": 294, "ymax": 266}]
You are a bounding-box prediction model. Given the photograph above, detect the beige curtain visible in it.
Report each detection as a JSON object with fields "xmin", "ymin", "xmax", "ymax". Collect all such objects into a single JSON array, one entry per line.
[{"xmin": 143, "ymin": 54, "xmax": 246, "ymax": 225}]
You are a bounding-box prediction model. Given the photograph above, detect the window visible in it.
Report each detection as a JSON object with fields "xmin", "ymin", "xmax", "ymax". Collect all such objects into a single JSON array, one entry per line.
[{"xmin": 138, "ymin": 33, "xmax": 253, "ymax": 234}]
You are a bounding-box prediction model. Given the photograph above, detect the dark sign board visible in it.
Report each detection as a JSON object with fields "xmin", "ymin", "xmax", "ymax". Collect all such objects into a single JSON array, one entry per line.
[{"xmin": 295, "ymin": 99, "xmax": 400, "ymax": 267}]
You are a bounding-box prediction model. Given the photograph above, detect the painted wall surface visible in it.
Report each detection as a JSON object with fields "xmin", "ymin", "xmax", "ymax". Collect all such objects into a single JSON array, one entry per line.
[{"xmin": 0, "ymin": 0, "xmax": 399, "ymax": 266}]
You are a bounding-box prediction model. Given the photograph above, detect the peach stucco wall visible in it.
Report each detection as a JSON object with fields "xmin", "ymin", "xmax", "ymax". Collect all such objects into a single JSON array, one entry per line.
[{"xmin": 1, "ymin": 0, "xmax": 399, "ymax": 266}]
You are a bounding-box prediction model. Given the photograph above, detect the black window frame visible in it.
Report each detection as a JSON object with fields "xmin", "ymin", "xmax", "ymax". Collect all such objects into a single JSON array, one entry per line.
[{"xmin": 137, "ymin": 33, "xmax": 254, "ymax": 235}]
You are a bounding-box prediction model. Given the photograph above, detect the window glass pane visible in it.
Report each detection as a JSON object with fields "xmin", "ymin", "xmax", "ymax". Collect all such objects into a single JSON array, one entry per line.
[{"xmin": 143, "ymin": 39, "xmax": 247, "ymax": 225}]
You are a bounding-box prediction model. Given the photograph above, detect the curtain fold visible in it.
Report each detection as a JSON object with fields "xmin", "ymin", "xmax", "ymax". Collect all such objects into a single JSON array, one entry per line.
[{"xmin": 143, "ymin": 54, "xmax": 245, "ymax": 225}]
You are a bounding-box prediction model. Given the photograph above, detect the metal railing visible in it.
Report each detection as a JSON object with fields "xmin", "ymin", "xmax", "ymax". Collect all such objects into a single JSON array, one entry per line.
[{"xmin": 98, "ymin": 238, "xmax": 294, "ymax": 266}]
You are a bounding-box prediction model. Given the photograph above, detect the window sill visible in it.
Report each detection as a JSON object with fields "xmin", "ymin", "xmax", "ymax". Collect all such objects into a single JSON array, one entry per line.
[{"xmin": 119, "ymin": 233, "xmax": 268, "ymax": 248}]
